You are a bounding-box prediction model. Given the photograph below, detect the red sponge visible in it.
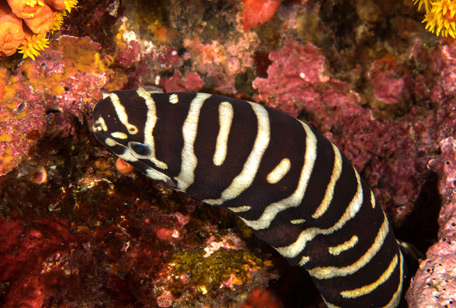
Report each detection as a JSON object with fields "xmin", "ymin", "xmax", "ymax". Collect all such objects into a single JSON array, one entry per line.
[{"xmin": 241, "ymin": 0, "xmax": 283, "ymax": 31}]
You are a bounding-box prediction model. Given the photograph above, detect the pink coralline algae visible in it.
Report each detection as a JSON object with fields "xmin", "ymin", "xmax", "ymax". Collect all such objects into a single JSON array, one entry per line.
[
  {"xmin": 111, "ymin": 21, "xmax": 205, "ymax": 93},
  {"xmin": 429, "ymin": 42, "xmax": 456, "ymax": 102},
  {"xmin": 368, "ymin": 56, "xmax": 411, "ymax": 107},
  {"xmin": 253, "ymin": 39, "xmax": 329, "ymax": 118},
  {"xmin": 406, "ymin": 137, "xmax": 456, "ymax": 308},
  {"xmin": 183, "ymin": 34, "xmax": 259, "ymax": 94},
  {"xmin": 113, "ymin": 2, "xmax": 260, "ymax": 96},
  {"xmin": 115, "ymin": 38, "xmax": 142, "ymax": 68},
  {"xmin": 159, "ymin": 70, "xmax": 204, "ymax": 93}
]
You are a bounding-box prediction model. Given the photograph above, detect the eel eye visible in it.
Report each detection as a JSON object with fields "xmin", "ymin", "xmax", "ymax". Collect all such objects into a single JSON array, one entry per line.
[
  {"xmin": 128, "ymin": 142, "xmax": 152, "ymax": 158},
  {"xmin": 92, "ymin": 123, "xmax": 103, "ymax": 132}
]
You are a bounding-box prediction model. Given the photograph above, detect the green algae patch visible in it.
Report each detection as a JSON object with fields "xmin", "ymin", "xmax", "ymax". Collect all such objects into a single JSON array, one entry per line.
[{"xmin": 170, "ymin": 247, "xmax": 265, "ymax": 294}]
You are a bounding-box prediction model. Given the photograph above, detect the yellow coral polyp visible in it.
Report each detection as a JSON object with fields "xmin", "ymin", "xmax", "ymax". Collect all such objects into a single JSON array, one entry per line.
[
  {"xmin": 413, "ymin": 0, "xmax": 432, "ymax": 13},
  {"xmin": 25, "ymin": 0, "xmax": 44, "ymax": 7},
  {"xmin": 18, "ymin": 33, "xmax": 49, "ymax": 60},
  {"xmin": 44, "ymin": 0, "xmax": 77, "ymax": 13},
  {"xmin": 50, "ymin": 11, "xmax": 65, "ymax": 34},
  {"xmin": 64, "ymin": 0, "xmax": 77, "ymax": 13},
  {"xmin": 422, "ymin": 0, "xmax": 456, "ymax": 38}
]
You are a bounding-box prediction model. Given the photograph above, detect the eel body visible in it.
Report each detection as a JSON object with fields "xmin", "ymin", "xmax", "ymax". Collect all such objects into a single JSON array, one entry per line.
[{"xmin": 91, "ymin": 88, "xmax": 406, "ymax": 307}]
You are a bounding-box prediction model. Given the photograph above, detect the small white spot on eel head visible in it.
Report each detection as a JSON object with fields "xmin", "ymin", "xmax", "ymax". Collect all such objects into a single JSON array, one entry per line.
[
  {"xmin": 111, "ymin": 132, "xmax": 128, "ymax": 139},
  {"xmin": 169, "ymin": 94, "xmax": 179, "ymax": 104},
  {"xmin": 93, "ymin": 116, "xmax": 108, "ymax": 132},
  {"xmin": 105, "ymin": 137, "xmax": 117, "ymax": 147}
]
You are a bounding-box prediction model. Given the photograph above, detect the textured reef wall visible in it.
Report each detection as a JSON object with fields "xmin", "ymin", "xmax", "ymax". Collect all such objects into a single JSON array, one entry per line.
[
  {"xmin": 1, "ymin": 0, "xmax": 456, "ymax": 307},
  {"xmin": 406, "ymin": 137, "xmax": 456, "ymax": 307}
]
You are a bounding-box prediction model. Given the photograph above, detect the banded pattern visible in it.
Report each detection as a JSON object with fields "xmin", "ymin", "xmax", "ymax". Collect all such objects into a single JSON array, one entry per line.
[{"xmin": 91, "ymin": 88, "xmax": 407, "ymax": 307}]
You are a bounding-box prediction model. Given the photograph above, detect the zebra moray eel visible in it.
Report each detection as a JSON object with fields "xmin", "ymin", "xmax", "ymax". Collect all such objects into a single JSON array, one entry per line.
[{"xmin": 91, "ymin": 88, "xmax": 406, "ymax": 307}]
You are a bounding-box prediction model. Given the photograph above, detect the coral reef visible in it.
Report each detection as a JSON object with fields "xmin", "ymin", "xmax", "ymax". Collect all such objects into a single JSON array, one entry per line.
[
  {"xmin": 405, "ymin": 137, "xmax": 456, "ymax": 307},
  {"xmin": 0, "ymin": 35, "xmax": 114, "ymax": 176},
  {"xmin": 253, "ymin": 39, "xmax": 329, "ymax": 117},
  {"xmin": 2, "ymin": 0, "xmax": 456, "ymax": 306},
  {"xmin": 182, "ymin": 34, "xmax": 259, "ymax": 94},
  {"xmin": 0, "ymin": 131, "xmax": 276, "ymax": 308},
  {"xmin": 0, "ymin": 0, "xmax": 78, "ymax": 59}
]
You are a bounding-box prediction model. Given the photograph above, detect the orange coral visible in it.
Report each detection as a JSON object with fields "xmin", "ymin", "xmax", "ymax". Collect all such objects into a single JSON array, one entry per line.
[
  {"xmin": 7, "ymin": 0, "xmax": 44, "ymax": 19},
  {"xmin": 0, "ymin": 1, "xmax": 24, "ymax": 56},
  {"xmin": 0, "ymin": 0, "xmax": 78, "ymax": 58},
  {"xmin": 23, "ymin": 2, "xmax": 54, "ymax": 34}
]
